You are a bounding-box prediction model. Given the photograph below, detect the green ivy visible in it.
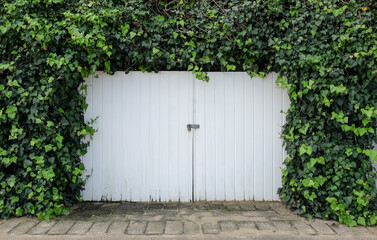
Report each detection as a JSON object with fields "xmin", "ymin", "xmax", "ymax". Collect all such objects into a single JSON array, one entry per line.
[{"xmin": 1, "ymin": 0, "xmax": 377, "ymax": 225}]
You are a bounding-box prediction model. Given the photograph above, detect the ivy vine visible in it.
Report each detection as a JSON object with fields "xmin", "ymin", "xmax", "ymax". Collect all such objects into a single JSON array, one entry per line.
[{"xmin": 1, "ymin": 0, "xmax": 377, "ymax": 226}]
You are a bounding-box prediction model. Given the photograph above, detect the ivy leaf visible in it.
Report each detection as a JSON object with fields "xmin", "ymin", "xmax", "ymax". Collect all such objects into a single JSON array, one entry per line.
[
  {"xmin": 105, "ymin": 61, "xmax": 111, "ymax": 73},
  {"xmin": 299, "ymin": 144, "xmax": 313, "ymax": 156},
  {"xmin": 15, "ymin": 207, "xmax": 23, "ymax": 216},
  {"xmin": 10, "ymin": 196, "xmax": 19, "ymax": 204},
  {"xmin": 155, "ymin": 15, "xmax": 165, "ymax": 22},
  {"xmin": 299, "ymin": 123, "xmax": 310, "ymax": 135},
  {"xmin": 47, "ymin": 121, "xmax": 54, "ymax": 127},
  {"xmin": 130, "ymin": 32, "xmax": 136, "ymax": 39},
  {"xmin": 357, "ymin": 217, "xmax": 366, "ymax": 226},
  {"xmin": 6, "ymin": 105, "xmax": 17, "ymax": 119},
  {"xmin": 152, "ymin": 48, "xmax": 160, "ymax": 55},
  {"xmin": 45, "ymin": 144, "xmax": 53, "ymax": 152},
  {"xmin": 42, "ymin": 167, "xmax": 55, "ymax": 181},
  {"xmin": 120, "ymin": 23, "xmax": 130, "ymax": 36},
  {"xmin": 333, "ymin": 6, "xmax": 348, "ymax": 17}
]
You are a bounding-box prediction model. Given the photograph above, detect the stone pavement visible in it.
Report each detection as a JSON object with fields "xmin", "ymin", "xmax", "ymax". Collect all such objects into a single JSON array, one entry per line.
[{"xmin": 1, "ymin": 201, "xmax": 377, "ymax": 239}]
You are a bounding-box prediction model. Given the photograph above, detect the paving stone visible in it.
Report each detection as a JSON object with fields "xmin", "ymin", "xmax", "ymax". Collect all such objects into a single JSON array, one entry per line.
[
  {"xmin": 367, "ymin": 226, "xmax": 377, "ymax": 235},
  {"xmin": 273, "ymin": 221, "xmax": 295, "ymax": 232},
  {"xmin": 350, "ymin": 226, "xmax": 370, "ymax": 235},
  {"xmin": 238, "ymin": 221, "xmax": 258, "ymax": 230},
  {"xmin": 161, "ymin": 214, "xmax": 183, "ymax": 221},
  {"xmin": 224, "ymin": 203, "xmax": 241, "ymax": 211},
  {"xmin": 87, "ymin": 221, "xmax": 111, "ymax": 234},
  {"xmin": 8, "ymin": 220, "xmax": 39, "ymax": 235},
  {"xmin": 67, "ymin": 221, "xmax": 93, "ymax": 235},
  {"xmin": 47, "ymin": 221, "xmax": 75, "ymax": 235},
  {"xmin": 269, "ymin": 216, "xmax": 300, "ymax": 221},
  {"xmin": 107, "ymin": 221, "xmax": 128, "ymax": 234},
  {"xmin": 242, "ymin": 210, "xmax": 277, "ymax": 217},
  {"xmin": 165, "ymin": 221, "xmax": 183, "ymax": 235},
  {"xmin": 327, "ymin": 222, "xmax": 352, "ymax": 234},
  {"xmin": 309, "ymin": 221, "xmax": 335, "ymax": 235},
  {"xmin": 183, "ymin": 221, "xmax": 200, "ymax": 234},
  {"xmin": 219, "ymin": 221, "xmax": 238, "ymax": 231},
  {"xmin": 0, "ymin": 219, "xmax": 24, "ymax": 234},
  {"xmin": 269, "ymin": 202, "xmax": 293, "ymax": 216},
  {"xmin": 145, "ymin": 221, "xmax": 165, "ymax": 235},
  {"xmin": 126, "ymin": 221, "xmax": 147, "ymax": 235},
  {"xmin": 238, "ymin": 202, "xmax": 256, "ymax": 211},
  {"xmin": 202, "ymin": 223, "xmax": 220, "ymax": 234},
  {"xmin": 28, "ymin": 221, "xmax": 56, "ymax": 235},
  {"xmin": 292, "ymin": 221, "xmax": 316, "ymax": 235},
  {"xmin": 254, "ymin": 202, "xmax": 271, "ymax": 211},
  {"xmin": 255, "ymin": 221, "xmax": 277, "ymax": 231}
]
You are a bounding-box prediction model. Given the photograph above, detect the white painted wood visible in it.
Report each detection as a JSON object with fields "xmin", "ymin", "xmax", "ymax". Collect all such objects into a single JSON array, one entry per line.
[
  {"xmin": 82, "ymin": 71, "xmax": 289, "ymax": 201},
  {"xmin": 83, "ymin": 72, "xmax": 193, "ymax": 201},
  {"xmin": 194, "ymin": 72, "xmax": 290, "ymax": 201}
]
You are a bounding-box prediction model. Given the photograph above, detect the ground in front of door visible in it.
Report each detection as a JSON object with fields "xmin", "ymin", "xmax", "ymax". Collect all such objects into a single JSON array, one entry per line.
[{"xmin": 1, "ymin": 201, "xmax": 376, "ymax": 240}]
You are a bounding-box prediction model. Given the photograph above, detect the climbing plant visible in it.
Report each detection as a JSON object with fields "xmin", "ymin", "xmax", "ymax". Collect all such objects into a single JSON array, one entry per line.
[{"xmin": 1, "ymin": 0, "xmax": 377, "ymax": 226}]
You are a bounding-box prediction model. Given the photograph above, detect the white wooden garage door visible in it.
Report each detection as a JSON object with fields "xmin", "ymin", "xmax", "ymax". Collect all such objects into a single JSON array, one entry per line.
[{"xmin": 82, "ymin": 71, "xmax": 290, "ymax": 201}]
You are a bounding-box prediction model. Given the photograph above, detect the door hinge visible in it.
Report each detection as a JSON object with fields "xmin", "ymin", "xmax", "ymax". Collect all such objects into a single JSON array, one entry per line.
[{"xmin": 187, "ymin": 124, "xmax": 200, "ymax": 131}]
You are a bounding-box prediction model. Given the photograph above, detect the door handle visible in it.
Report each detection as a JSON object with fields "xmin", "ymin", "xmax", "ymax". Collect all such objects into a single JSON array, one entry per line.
[{"xmin": 187, "ymin": 124, "xmax": 200, "ymax": 131}]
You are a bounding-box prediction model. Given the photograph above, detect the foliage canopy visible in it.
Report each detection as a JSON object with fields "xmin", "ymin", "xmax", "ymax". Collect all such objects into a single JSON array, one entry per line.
[{"xmin": 1, "ymin": 0, "xmax": 377, "ymax": 225}]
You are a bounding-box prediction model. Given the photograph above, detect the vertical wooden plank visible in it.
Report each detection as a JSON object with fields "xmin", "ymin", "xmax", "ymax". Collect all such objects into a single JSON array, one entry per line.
[
  {"xmin": 159, "ymin": 72, "xmax": 169, "ymax": 201},
  {"xmin": 102, "ymin": 74, "xmax": 113, "ymax": 200},
  {"xmin": 224, "ymin": 73, "xmax": 236, "ymax": 200},
  {"xmin": 188, "ymin": 72, "xmax": 194, "ymax": 202},
  {"xmin": 91, "ymin": 73, "xmax": 103, "ymax": 201},
  {"xmin": 129, "ymin": 72, "xmax": 141, "ymax": 201},
  {"xmin": 204, "ymin": 73, "xmax": 216, "ymax": 201},
  {"xmin": 149, "ymin": 72, "xmax": 160, "ymax": 201},
  {"xmin": 110, "ymin": 72, "xmax": 122, "ymax": 200},
  {"xmin": 139, "ymin": 73, "xmax": 151, "ymax": 201},
  {"xmin": 244, "ymin": 73, "xmax": 254, "ymax": 200},
  {"xmin": 234, "ymin": 73, "xmax": 245, "ymax": 200},
  {"xmin": 168, "ymin": 72, "xmax": 179, "ymax": 201},
  {"xmin": 120, "ymin": 72, "xmax": 132, "ymax": 201},
  {"xmin": 254, "ymin": 75, "xmax": 264, "ymax": 200},
  {"xmin": 263, "ymin": 74, "xmax": 274, "ymax": 200},
  {"xmin": 214, "ymin": 73, "xmax": 225, "ymax": 200},
  {"xmin": 82, "ymin": 75, "xmax": 93, "ymax": 200},
  {"xmin": 194, "ymin": 76, "xmax": 206, "ymax": 201},
  {"xmin": 178, "ymin": 72, "xmax": 193, "ymax": 201}
]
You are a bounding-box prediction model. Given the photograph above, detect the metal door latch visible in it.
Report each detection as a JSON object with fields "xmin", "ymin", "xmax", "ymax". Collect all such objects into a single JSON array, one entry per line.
[{"xmin": 187, "ymin": 124, "xmax": 200, "ymax": 131}]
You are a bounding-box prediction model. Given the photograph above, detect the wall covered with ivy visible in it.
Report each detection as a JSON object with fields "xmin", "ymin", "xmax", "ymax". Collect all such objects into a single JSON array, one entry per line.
[{"xmin": 1, "ymin": 0, "xmax": 377, "ymax": 225}]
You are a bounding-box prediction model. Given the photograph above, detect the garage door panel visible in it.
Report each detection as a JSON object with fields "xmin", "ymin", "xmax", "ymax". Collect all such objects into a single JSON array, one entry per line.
[
  {"xmin": 83, "ymin": 72, "xmax": 193, "ymax": 201},
  {"xmin": 195, "ymin": 72, "xmax": 289, "ymax": 201}
]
